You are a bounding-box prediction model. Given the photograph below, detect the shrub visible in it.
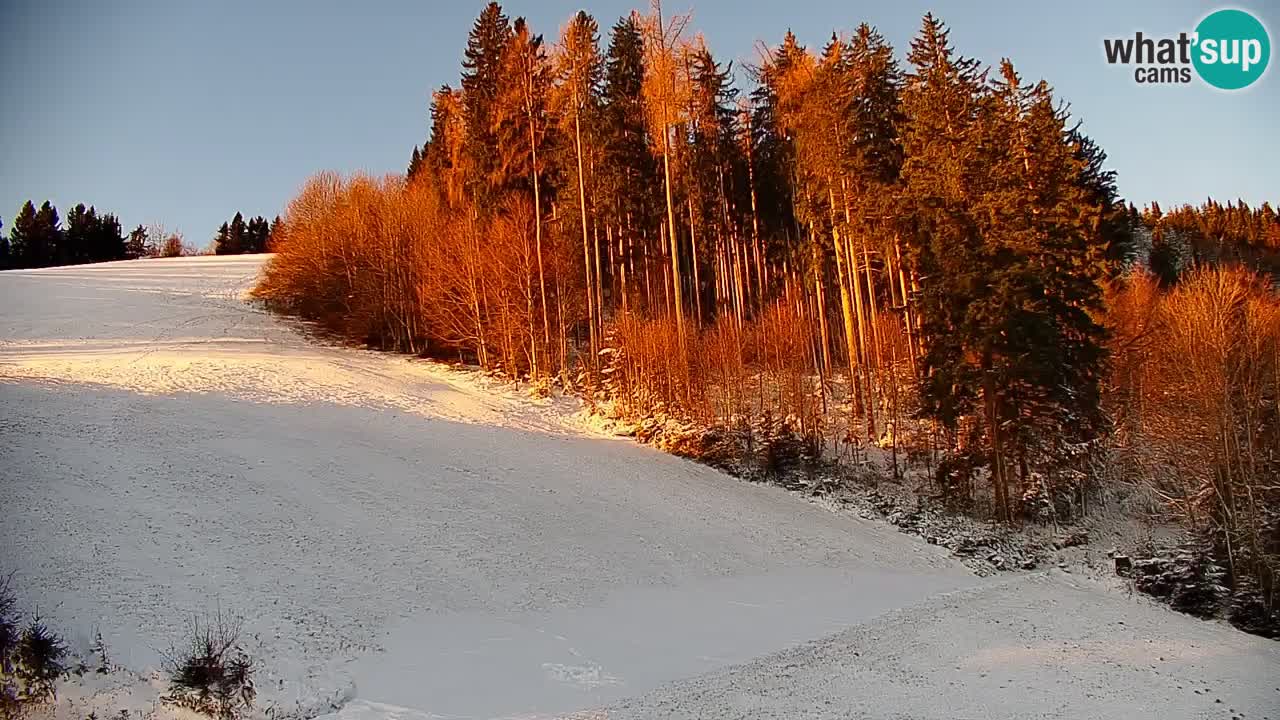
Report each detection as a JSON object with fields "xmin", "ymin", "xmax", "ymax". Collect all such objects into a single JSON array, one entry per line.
[
  {"xmin": 161, "ymin": 611, "xmax": 255, "ymax": 720},
  {"xmin": 2, "ymin": 575, "xmax": 70, "ymax": 718},
  {"xmin": 13, "ymin": 617, "xmax": 67, "ymax": 703}
]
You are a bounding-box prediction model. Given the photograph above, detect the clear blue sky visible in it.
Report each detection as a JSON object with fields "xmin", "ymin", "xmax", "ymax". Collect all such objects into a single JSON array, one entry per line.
[{"xmin": 1, "ymin": 0, "xmax": 1275, "ymax": 246}]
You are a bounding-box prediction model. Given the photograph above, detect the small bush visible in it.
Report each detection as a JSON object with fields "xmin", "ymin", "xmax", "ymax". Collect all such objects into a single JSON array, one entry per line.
[
  {"xmin": 13, "ymin": 617, "xmax": 67, "ymax": 703},
  {"xmin": 1, "ymin": 575, "xmax": 70, "ymax": 719},
  {"xmin": 161, "ymin": 611, "xmax": 255, "ymax": 720}
]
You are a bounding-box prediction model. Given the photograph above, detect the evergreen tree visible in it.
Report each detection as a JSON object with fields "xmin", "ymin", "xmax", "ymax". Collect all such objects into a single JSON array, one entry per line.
[
  {"xmin": 126, "ymin": 225, "xmax": 149, "ymax": 259},
  {"xmin": 0, "ymin": 217, "xmax": 7, "ymax": 270},
  {"xmin": 214, "ymin": 221, "xmax": 233, "ymax": 255},
  {"xmin": 460, "ymin": 2, "xmax": 512, "ymax": 198},
  {"xmin": 268, "ymin": 215, "xmax": 284, "ymax": 250},
  {"xmin": 64, "ymin": 203, "xmax": 94, "ymax": 265},
  {"xmin": 600, "ymin": 13, "xmax": 658, "ymax": 268},
  {"xmin": 228, "ymin": 212, "xmax": 247, "ymax": 254},
  {"xmin": 8, "ymin": 201, "xmax": 38, "ymax": 269},
  {"xmin": 31, "ymin": 201, "xmax": 62, "ymax": 269},
  {"xmin": 248, "ymin": 216, "xmax": 270, "ymax": 253},
  {"xmin": 91, "ymin": 211, "xmax": 124, "ymax": 262},
  {"xmin": 407, "ymin": 145, "xmax": 423, "ymax": 179},
  {"xmin": 900, "ymin": 14, "xmax": 998, "ymax": 508}
]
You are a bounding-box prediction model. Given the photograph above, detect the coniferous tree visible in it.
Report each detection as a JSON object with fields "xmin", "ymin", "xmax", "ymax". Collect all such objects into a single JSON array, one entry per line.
[
  {"xmin": 407, "ymin": 145, "xmax": 424, "ymax": 180},
  {"xmin": 31, "ymin": 201, "xmax": 62, "ymax": 269},
  {"xmin": 0, "ymin": 217, "xmax": 7, "ymax": 270},
  {"xmin": 64, "ymin": 203, "xmax": 94, "ymax": 265},
  {"xmin": 228, "ymin": 212, "xmax": 247, "ymax": 254},
  {"xmin": 126, "ymin": 225, "xmax": 149, "ymax": 259},
  {"xmin": 268, "ymin": 215, "xmax": 284, "ymax": 250},
  {"xmin": 461, "ymin": 2, "xmax": 512, "ymax": 199},
  {"xmin": 600, "ymin": 14, "xmax": 658, "ymax": 312},
  {"xmin": 91, "ymin": 211, "xmax": 124, "ymax": 262},
  {"xmin": 900, "ymin": 14, "xmax": 996, "ymax": 507},
  {"xmin": 8, "ymin": 201, "xmax": 38, "ymax": 269},
  {"xmin": 214, "ymin": 221, "xmax": 233, "ymax": 255}
]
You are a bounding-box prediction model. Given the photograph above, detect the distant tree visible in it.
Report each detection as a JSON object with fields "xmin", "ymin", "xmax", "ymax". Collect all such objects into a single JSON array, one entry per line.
[
  {"xmin": 228, "ymin": 212, "xmax": 247, "ymax": 255},
  {"xmin": 161, "ymin": 232, "xmax": 186, "ymax": 258},
  {"xmin": 0, "ymin": 217, "xmax": 8, "ymax": 270},
  {"xmin": 9, "ymin": 201, "xmax": 39, "ymax": 268},
  {"xmin": 211, "ymin": 213, "xmax": 269, "ymax": 254},
  {"xmin": 268, "ymin": 215, "xmax": 283, "ymax": 250},
  {"xmin": 247, "ymin": 216, "xmax": 271, "ymax": 253},
  {"xmin": 126, "ymin": 225, "xmax": 149, "ymax": 259},
  {"xmin": 94, "ymin": 212, "xmax": 124, "ymax": 262},
  {"xmin": 64, "ymin": 203, "xmax": 94, "ymax": 265},
  {"xmin": 31, "ymin": 201, "xmax": 62, "ymax": 268},
  {"xmin": 407, "ymin": 145, "xmax": 423, "ymax": 179},
  {"xmin": 213, "ymin": 222, "xmax": 229, "ymax": 255}
]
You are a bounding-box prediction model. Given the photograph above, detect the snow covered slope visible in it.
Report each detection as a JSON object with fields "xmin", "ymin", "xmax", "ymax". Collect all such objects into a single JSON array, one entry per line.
[{"xmin": 1, "ymin": 256, "xmax": 1276, "ymax": 720}]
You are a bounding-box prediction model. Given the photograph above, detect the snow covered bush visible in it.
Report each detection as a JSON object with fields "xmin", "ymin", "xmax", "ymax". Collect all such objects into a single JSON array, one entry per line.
[{"xmin": 161, "ymin": 611, "xmax": 256, "ymax": 720}]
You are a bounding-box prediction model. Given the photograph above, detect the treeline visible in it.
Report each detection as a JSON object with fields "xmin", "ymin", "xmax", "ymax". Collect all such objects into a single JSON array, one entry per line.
[
  {"xmin": 213, "ymin": 212, "xmax": 280, "ymax": 255},
  {"xmin": 1136, "ymin": 200, "xmax": 1280, "ymax": 282},
  {"xmin": 1, "ymin": 200, "xmax": 127, "ymax": 269},
  {"xmin": 257, "ymin": 3, "xmax": 1278, "ymax": 630},
  {"xmin": 0, "ymin": 200, "xmax": 196, "ymax": 269}
]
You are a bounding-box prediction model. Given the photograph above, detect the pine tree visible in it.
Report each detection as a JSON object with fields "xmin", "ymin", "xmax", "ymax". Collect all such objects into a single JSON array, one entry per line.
[
  {"xmin": 407, "ymin": 145, "xmax": 423, "ymax": 179},
  {"xmin": 244, "ymin": 216, "xmax": 269, "ymax": 253},
  {"xmin": 31, "ymin": 201, "xmax": 62, "ymax": 269},
  {"xmin": 601, "ymin": 14, "xmax": 658, "ymax": 312},
  {"xmin": 0, "ymin": 217, "xmax": 7, "ymax": 270},
  {"xmin": 63, "ymin": 203, "xmax": 88, "ymax": 265},
  {"xmin": 91, "ymin": 211, "xmax": 124, "ymax": 262},
  {"xmin": 214, "ymin": 221, "xmax": 233, "ymax": 255},
  {"xmin": 900, "ymin": 14, "xmax": 996, "ymax": 508},
  {"xmin": 461, "ymin": 2, "xmax": 512, "ymax": 199},
  {"xmin": 268, "ymin": 215, "xmax": 283, "ymax": 250},
  {"xmin": 228, "ymin": 212, "xmax": 247, "ymax": 255},
  {"xmin": 8, "ymin": 201, "xmax": 38, "ymax": 269},
  {"xmin": 126, "ymin": 225, "xmax": 149, "ymax": 259}
]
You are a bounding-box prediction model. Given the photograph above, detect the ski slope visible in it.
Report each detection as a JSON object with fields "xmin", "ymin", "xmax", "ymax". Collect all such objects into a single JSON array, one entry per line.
[{"xmin": 1, "ymin": 256, "xmax": 1276, "ymax": 720}]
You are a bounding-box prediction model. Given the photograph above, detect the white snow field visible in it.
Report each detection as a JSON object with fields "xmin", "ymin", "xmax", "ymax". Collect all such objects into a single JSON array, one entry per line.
[{"xmin": 0, "ymin": 255, "xmax": 1276, "ymax": 720}]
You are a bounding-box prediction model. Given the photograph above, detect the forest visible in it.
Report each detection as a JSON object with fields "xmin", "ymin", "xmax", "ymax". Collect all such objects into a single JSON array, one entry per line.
[{"xmin": 254, "ymin": 2, "xmax": 1280, "ymax": 635}]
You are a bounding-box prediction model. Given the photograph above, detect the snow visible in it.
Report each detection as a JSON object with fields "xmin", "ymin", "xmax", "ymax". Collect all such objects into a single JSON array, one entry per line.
[{"xmin": 1, "ymin": 255, "xmax": 1276, "ymax": 720}]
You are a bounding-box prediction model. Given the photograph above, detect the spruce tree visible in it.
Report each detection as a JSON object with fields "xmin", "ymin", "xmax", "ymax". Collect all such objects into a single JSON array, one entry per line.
[
  {"xmin": 126, "ymin": 225, "xmax": 149, "ymax": 259},
  {"xmin": 8, "ymin": 201, "xmax": 38, "ymax": 269},
  {"xmin": 64, "ymin": 203, "xmax": 93, "ymax": 265},
  {"xmin": 228, "ymin": 212, "xmax": 247, "ymax": 255},
  {"xmin": 91, "ymin": 211, "xmax": 124, "ymax": 262},
  {"xmin": 407, "ymin": 145, "xmax": 423, "ymax": 179},
  {"xmin": 32, "ymin": 201, "xmax": 62, "ymax": 269},
  {"xmin": 460, "ymin": 2, "xmax": 512, "ymax": 198},
  {"xmin": 268, "ymin": 215, "xmax": 283, "ymax": 249},
  {"xmin": 601, "ymin": 14, "xmax": 657, "ymax": 256},
  {"xmin": 214, "ymin": 221, "xmax": 233, "ymax": 255},
  {"xmin": 900, "ymin": 14, "xmax": 997, "ymax": 508}
]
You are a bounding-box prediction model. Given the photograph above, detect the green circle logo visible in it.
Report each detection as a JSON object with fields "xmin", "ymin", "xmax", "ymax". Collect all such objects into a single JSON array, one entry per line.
[{"xmin": 1193, "ymin": 9, "xmax": 1270, "ymax": 90}]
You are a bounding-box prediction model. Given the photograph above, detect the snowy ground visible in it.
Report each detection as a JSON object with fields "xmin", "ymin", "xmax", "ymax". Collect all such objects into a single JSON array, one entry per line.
[{"xmin": 1, "ymin": 256, "xmax": 1276, "ymax": 720}]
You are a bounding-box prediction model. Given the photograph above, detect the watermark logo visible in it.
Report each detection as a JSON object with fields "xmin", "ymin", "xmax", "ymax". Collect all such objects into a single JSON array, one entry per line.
[{"xmin": 1103, "ymin": 7, "xmax": 1270, "ymax": 89}]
